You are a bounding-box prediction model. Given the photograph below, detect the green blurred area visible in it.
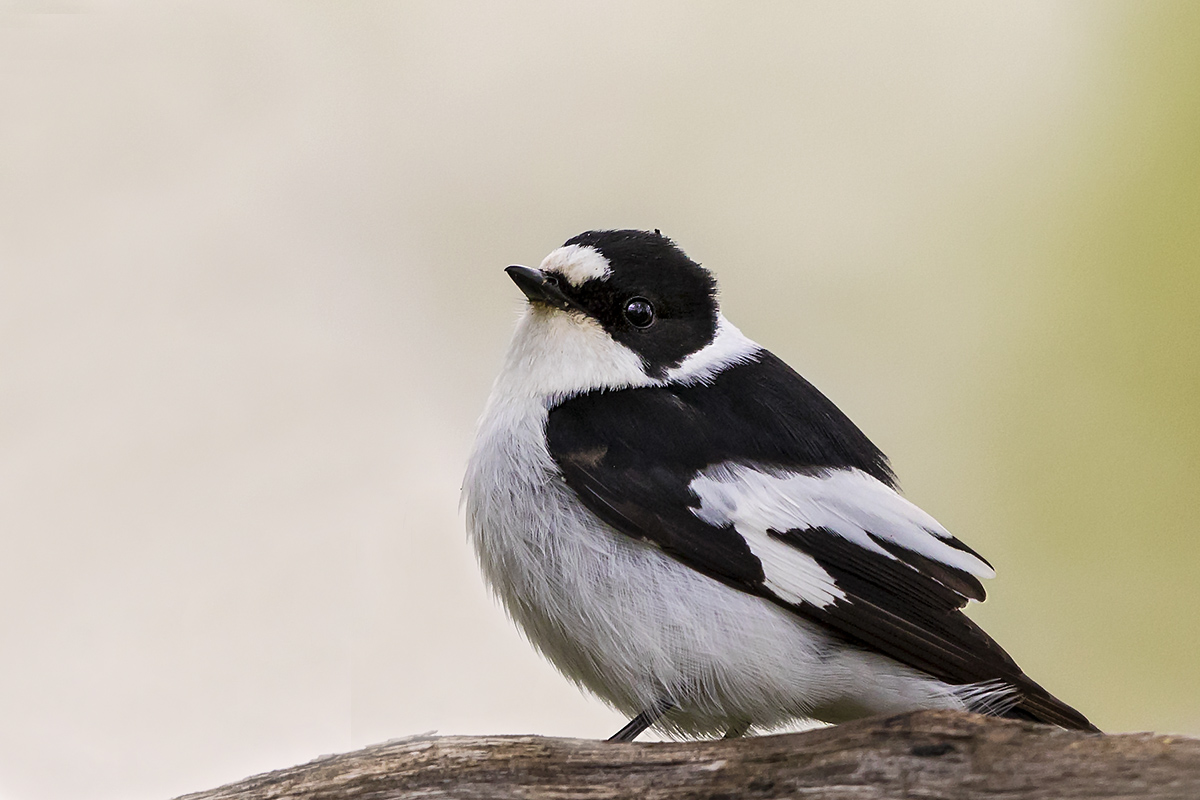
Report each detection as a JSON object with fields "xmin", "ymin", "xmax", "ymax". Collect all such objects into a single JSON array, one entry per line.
[{"xmin": 972, "ymin": 1, "xmax": 1200, "ymax": 734}]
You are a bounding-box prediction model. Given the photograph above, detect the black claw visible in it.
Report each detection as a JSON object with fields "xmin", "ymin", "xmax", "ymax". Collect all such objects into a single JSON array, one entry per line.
[{"xmin": 722, "ymin": 720, "xmax": 751, "ymax": 739}]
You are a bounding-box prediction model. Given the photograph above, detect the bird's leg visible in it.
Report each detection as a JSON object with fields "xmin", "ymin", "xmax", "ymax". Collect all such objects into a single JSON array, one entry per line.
[
  {"xmin": 608, "ymin": 699, "xmax": 674, "ymax": 742},
  {"xmin": 722, "ymin": 719, "xmax": 751, "ymax": 739}
]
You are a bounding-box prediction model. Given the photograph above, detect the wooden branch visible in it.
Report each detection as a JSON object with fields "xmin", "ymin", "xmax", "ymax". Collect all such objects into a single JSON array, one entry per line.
[{"xmin": 175, "ymin": 709, "xmax": 1200, "ymax": 800}]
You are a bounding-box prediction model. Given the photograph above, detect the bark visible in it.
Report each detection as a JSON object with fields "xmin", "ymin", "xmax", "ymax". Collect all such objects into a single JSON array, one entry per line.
[{"xmin": 175, "ymin": 709, "xmax": 1200, "ymax": 800}]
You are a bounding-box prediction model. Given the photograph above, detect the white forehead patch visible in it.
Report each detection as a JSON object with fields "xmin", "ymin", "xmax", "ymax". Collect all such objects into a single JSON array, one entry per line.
[{"xmin": 539, "ymin": 244, "xmax": 612, "ymax": 286}]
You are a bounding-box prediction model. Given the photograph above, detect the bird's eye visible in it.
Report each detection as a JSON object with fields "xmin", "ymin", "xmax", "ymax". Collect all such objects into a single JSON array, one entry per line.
[{"xmin": 623, "ymin": 297, "xmax": 655, "ymax": 328}]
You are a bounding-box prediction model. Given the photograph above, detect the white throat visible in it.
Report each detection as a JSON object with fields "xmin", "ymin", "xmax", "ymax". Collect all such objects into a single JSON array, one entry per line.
[{"xmin": 489, "ymin": 309, "xmax": 761, "ymax": 409}]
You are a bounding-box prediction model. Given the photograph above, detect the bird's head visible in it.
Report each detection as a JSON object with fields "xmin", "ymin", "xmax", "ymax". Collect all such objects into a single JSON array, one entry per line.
[{"xmin": 501, "ymin": 230, "xmax": 742, "ymax": 402}]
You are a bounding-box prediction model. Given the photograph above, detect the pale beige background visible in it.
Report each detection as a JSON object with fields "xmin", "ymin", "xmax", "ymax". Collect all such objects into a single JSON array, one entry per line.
[{"xmin": 2, "ymin": 2, "xmax": 1199, "ymax": 799}]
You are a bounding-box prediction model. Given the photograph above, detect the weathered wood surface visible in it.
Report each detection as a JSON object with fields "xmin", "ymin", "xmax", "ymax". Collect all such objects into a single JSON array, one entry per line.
[{"xmin": 176, "ymin": 709, "xmax": 1200, "ymax": 800}]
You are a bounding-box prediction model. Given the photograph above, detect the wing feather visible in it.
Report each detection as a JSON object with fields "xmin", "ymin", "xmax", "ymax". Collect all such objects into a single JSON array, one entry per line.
[{"xmin": 546, "ymin": 352, "xmax": 1096, "ymax": 731}]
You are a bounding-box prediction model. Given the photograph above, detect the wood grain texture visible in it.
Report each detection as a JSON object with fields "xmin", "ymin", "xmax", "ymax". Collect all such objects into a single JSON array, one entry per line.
[{"xmin": 175, "ymin": 710, "xmax": 1200, "ymax": 800}]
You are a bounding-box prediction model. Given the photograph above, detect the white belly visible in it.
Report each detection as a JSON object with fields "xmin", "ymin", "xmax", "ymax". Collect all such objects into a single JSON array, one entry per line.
[{"xmin": 462, "ymin": 394, "xmax": 967, "ymax": 736}]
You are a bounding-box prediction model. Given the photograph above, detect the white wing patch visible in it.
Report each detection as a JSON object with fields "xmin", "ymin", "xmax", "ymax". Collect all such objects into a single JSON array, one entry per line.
[
  {"xmin": 688, "ymin": 463, "xmax": 994, "ymax": 606},
  {"xmin": 735, "ymin": 524, "xmax": 846, "ymax": 608},
  {"xmin": 690, "ymin": 467, "xmax": 845, "ymax": 608}
]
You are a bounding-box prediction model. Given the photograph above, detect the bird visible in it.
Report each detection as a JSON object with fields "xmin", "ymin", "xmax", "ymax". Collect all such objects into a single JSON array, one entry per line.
[{"xmin": 462, "ymin": 228, "xmax": 1096, "ymax": 741}]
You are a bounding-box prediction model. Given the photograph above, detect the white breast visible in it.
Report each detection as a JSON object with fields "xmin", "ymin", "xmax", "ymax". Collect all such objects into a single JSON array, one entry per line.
[{"xmin": 461, "ymin": 310, "xmax": 983, "ymax": 735}]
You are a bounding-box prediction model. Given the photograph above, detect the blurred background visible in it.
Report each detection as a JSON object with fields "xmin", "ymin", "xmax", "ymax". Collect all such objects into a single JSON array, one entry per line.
[{"xmin": 2, "ymin": 2, "xmax": 1198, "ymax": 798}]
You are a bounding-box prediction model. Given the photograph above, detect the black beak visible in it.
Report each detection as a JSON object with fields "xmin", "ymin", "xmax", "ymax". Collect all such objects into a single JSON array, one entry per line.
[{"xmin": 505, "ymin": 265, "xmax": 582, "ymax": 312}]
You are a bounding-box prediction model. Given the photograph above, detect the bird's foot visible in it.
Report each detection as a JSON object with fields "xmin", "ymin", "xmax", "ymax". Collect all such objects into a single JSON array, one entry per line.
[{"xmin": 608, "ymin": 699, "xmax": 674, "ymax": 742}]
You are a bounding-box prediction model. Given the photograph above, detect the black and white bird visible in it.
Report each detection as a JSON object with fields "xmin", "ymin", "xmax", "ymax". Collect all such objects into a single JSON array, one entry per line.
[{"xmin": 463, "ymin": 229, "xmax": 1096, "ymax": 741}]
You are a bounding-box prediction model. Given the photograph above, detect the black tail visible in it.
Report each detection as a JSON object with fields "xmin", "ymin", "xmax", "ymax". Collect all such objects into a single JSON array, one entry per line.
[{"xmin": 1001, "ymin": 682, "xmax": 1099, "ymax": 732}]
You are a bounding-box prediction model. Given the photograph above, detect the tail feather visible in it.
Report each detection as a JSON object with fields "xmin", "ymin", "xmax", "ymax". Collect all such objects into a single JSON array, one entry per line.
[
  {"xmin": 1000, "ymin": 683, "xmax": 1099, "ymax": 732},
  {"xmin": 954, "ymin": 672, "xmax": 1098, "ymax": 732}
]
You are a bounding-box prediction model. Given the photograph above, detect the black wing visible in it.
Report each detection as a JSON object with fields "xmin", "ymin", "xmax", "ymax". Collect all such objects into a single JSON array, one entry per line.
[{"xmin": 546, "ymin": 351, "xmax": 1096, "ymax": 731}]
